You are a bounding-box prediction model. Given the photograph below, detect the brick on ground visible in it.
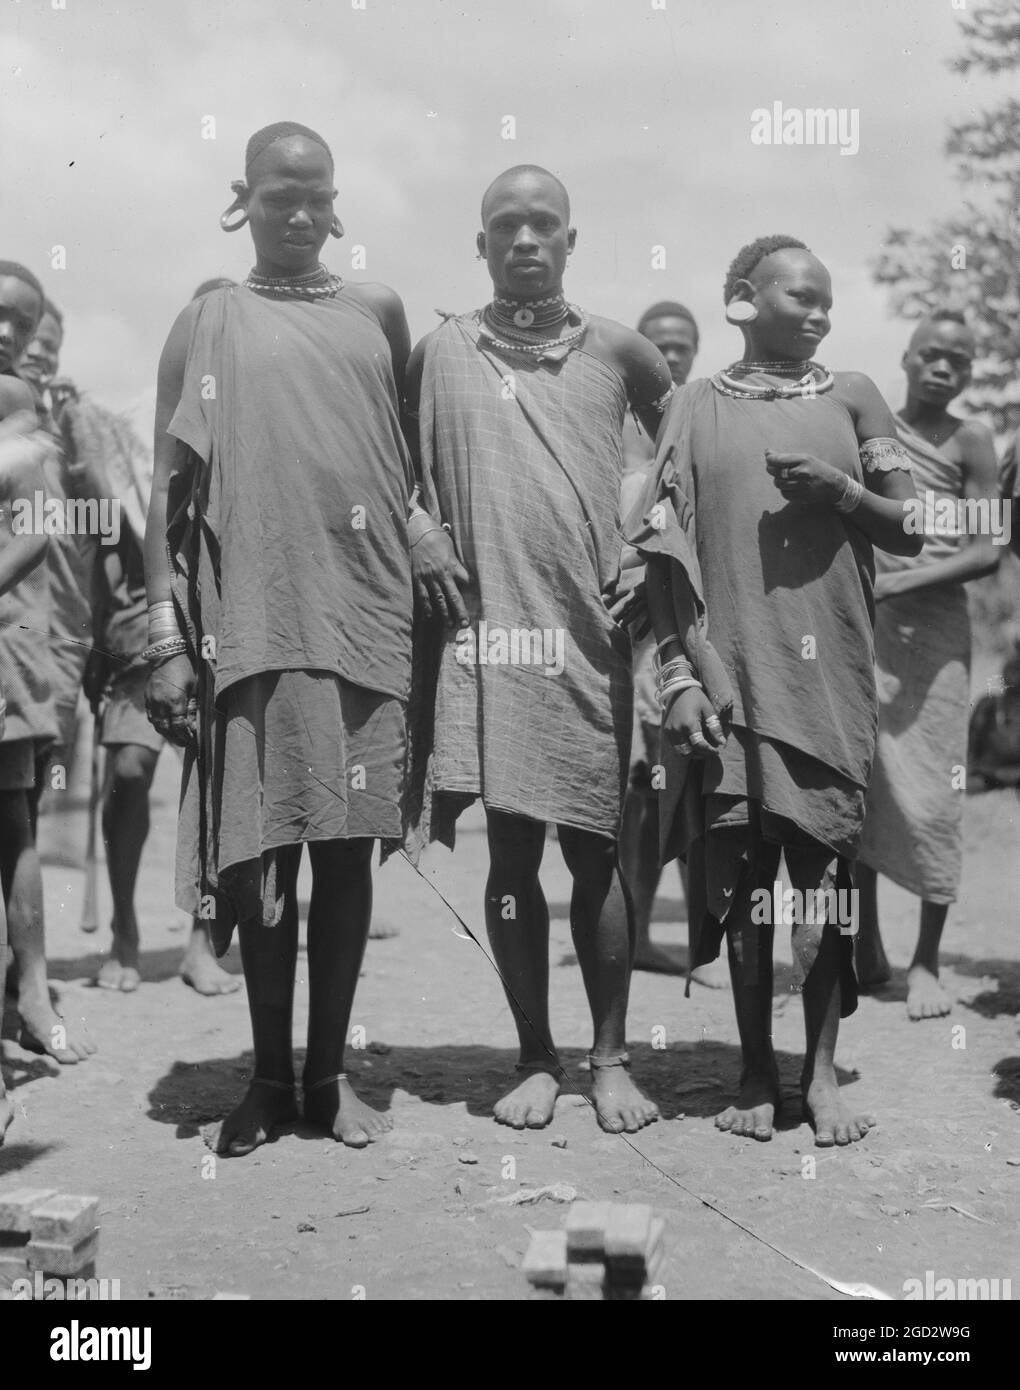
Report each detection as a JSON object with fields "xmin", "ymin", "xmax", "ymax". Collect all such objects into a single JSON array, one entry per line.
[
  {"xmin": 606, "ymin": 1213, "xmax": 664, "ymax": 1286},
  {"xmin": 28, "ymin": 1195, "xmax": 99, "ymax": 1246},
  {"xmin": 565, "ymin": 1201, "xmax": 611, "ymax": 1258},
  {"xmin": 0, "ymin": 1189, "xmax": 59, "ymax": 1235},
  {"xmin": 523, "ymin": 1229, "xmax": 567, "ymax": 1288},
  {"xmin": 27, "ymin": 1232, "xmax": 99, "ymax": 1278}
]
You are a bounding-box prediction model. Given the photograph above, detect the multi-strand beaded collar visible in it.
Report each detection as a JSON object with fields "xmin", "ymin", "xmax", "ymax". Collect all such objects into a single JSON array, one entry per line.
[
  {"xmin": 710, "ymin": 359, "xmax": 835, "ymax": 400},
  {"xmin": 242, "ymin": 263, "xmax": 345, "ymax": 300},
  {"xmin": 479, "ymin": 290, "xmax": 588, "ymax": 362}
]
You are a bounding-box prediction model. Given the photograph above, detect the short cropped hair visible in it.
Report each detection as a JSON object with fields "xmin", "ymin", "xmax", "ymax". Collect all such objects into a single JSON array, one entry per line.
[
  {"xmin": 245, "ymin": 122, "xmax": 333, "ymax": 179},
  {"xmin": 42, "ymin": 298, "xmax": 63, "ymax": 327},
  {"xmin": 723, "ymin": 236, "xmax": 809, "ymax": 304},
  {"xmin": 637, "ymin": 301, "xmax": 699, "ymax": 347},
  {"xmin": 0, "ymin": 260, "xmax": 46, "ymax": 322}
]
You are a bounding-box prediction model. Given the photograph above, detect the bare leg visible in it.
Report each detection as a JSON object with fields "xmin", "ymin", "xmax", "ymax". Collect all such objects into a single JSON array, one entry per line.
[
  {"xmin": 854, "ymin": 862, "xmax": 891, "ymax": 989},
  {"xmin": 801, "ymin": 924, "xmax": 875, "ymax": 1146},
  {"xmin": 621, "ymin": 785, "xmax": 682, "ymax": 976},
  {"xmin": 0, "ymin": 893, "xmax": 12, "ymax": 1142},
  {"xmin": 906, "ymin": 901, "xmax": 952, "ymax": 1020},
  {"xmin": 716, "ymin": 843, "xmax": 780, "ymax": 1140},
  {"xmin": 215, "ymin": 845, "xmax": 301, "ymax": 1157},
  {"xmin": 0, "ymin": 788, "xmax": 94, "ymax": 1063},
  {"xmin": 95, "ymin": 743, "xmax": 157, "ymax": 991},
  {"xmin": 484, "ymin": 809, "xmax": 560, "ymax": 1129},
  {"xmin": 558, "ymin": 825, "xmax": 659, "ymax": 1133},
  {"xmin": 302, "ymin": 838, "xmax": 391, "ymax": 1146}
]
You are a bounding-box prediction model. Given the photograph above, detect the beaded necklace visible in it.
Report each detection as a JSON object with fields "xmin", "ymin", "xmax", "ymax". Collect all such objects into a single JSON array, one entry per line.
[
  {"xmin": 479, "ymin": 301, "xmax": 588, "ymax": 360},
  {"xmin": 490, "ymin": 290, "xmax": 569, "ymax": 332},
  {"xmin": 243, "ymin": 263, "xmax": 345, "ymax": 300},
  {"xmin": 711, "ymin": 360, "xmax": 834, "ymax": 401}
]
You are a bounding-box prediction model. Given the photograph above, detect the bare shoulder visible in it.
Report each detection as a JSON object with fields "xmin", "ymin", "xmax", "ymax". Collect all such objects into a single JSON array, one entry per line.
[
  {"xmin": 345, "ymin": 280, "xmax": 406, "ymax": 322},
  {"xmin": 0, "ymin": 376, "xmax": 36, "ymax": 418},
  {"xmin": 955, "ymin": 416, "xmax": 995, "ymax": 448},
  {"xmin": 831, "ymin": 370, "xmax": 884, "ymax": 411}
]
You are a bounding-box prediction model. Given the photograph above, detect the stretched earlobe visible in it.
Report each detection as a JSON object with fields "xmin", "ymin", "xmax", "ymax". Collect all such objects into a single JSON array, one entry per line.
[
  {"xmin": 219, "ymin": 180, "xmax": 250, "ymax": 233},
  {"xmin": 725, "ymin": 299, "xmax": 758, "ymax": 325},
  {"xmin": 330, "ymin": 215, "xmax": 344, "ymax": 240}
]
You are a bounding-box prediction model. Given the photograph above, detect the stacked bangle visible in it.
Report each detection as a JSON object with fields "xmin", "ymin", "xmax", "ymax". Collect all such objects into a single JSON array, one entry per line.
[
  {"xmin": 834, "ymin": 475, "xmax": 865, "ymax": 514},
  {"xmin": 141, "ymin": 636, "xmax": 189, "ymax": 666},
  {"xmin": 147, "ymin": 600, "xmax": 179, "ymax": 644},
  {"xmin": 654, "ymin": 651, "xmax": 703, "ymax": 710}
]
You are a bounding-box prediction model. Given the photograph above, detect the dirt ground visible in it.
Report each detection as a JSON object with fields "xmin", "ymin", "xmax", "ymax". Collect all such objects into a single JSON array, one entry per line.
[{"xmin": 3, "ymin": 672, "xmax": 1018, "ymax": 1302}]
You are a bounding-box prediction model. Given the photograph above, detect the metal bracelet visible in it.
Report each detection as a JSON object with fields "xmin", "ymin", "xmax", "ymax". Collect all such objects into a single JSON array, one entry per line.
[{"xmin": 140, "ymin": 637, "xmax": 189, "ymax": 666}]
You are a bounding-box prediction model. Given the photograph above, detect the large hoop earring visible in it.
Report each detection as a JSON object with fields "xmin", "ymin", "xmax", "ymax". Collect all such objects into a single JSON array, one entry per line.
[
  {"xmin": 725, "ymin": 299, "xmax": 758, "ymax": 324},
  {"xmin": 219, "ymin": 181, "xmax": 249, "ymax": 233},
  {"xmin": 329, "ymin": 215, "xmax": 344, "ymax": 240}
]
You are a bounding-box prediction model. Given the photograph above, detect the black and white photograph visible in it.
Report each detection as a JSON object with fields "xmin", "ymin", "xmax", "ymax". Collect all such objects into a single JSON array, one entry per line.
[{"xmin": 1, "ymin": 0, "xmax": 1018, "ymax": 1341}]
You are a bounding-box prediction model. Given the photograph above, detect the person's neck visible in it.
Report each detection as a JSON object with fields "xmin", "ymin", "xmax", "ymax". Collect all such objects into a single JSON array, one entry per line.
[
  {"xmin": 253, "ymin": 254, "xmax": 322, "ymax": 280},
  {"xmin": 493, "ymin": 281, "xmax": 564, "ymax": 304},
  {"xmin": 738, "ymin": 339, "xmax": 812, "ymax": 367},
  {"xmin": 899, "ymin": 396, "xmax": 953, "ymax": 430}
]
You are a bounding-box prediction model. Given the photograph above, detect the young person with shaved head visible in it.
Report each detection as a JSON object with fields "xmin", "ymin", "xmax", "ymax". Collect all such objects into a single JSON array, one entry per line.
[
  {"xmin": 145, "ymin": 124, "xmax": 414, "ymax": 1155},
  {"xmin": 626, "ymin": 235, "xmax": 922, "ymax": 1147},
  {"xmin": 406, "ymin": 165, "xmax": 673, "ymax": 1135},
  {"xmin": 0, "ymin": 261, "xmax": 95, "ymax": 1065},
  {"xmin": 855, "ymin": 312, "xmax": 1000, "ymax": 1019}
]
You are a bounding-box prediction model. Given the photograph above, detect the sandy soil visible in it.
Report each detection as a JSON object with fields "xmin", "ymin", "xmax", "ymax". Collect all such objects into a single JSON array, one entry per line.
[{"xmin": 2, "ymin": 703, "xmax": 1018, "ymax": 1302}]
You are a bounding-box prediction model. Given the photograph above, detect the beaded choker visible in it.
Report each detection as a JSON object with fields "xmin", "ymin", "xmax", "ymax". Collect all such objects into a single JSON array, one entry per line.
[
  {"xmin": 490, "ymin": 290, "xmax": 569, "ymax": 332},
  {"xmin": 479, "ymin": 301, "xmax": 588, "ymax": 362},
  {"xmin": 711, "ymin": 360, "xmax": 835, "ymax": 401},
  {"xmin": 243, "ymin": 263, "xmax": 345, "ymax": 300}
]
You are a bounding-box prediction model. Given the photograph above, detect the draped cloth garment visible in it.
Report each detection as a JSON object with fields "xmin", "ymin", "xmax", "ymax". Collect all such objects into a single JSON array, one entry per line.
[
  {"xmin": 624, "ymin": 379, "xmax": 878, "ymax": 1008},
  {"xmin": 406, "ymin": 312, "xmax": 635, "ymax": 850},
  {"xmin": 166, "ymin": 286, "xmax": 413, "ymax": 951},
  {"xmin": 858, "ymin": 415, "xmax": 971, "ymax": 903}
]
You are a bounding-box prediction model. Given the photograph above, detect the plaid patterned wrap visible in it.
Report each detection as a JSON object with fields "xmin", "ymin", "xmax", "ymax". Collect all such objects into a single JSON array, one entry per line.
[{"xmin": 416, "ymin": 311, "xmax": 634, "ymax": 840}]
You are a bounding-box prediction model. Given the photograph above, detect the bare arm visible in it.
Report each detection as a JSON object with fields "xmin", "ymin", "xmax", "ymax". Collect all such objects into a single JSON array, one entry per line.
[
  {"xmin": 348, "ymin": 282, "xmax": 411, "ymax": 406},
  {"xmin": 0, "ymin": 412, "xmax": 50, "ymax": 596},
  {"xmin": 143, "ymin": 304, "xmax": 199, "ymax": 745},
  {"xmin": 144, "ymin": 304, "xmax": 198, "ymax": 607},
  {"xmin": 764, "ymin": 373, "xmax": 922, "ymax": 557},
  {"xmin": 646, "ymin": 554, "xmax": 726, "ymax": 759},
  {"xmin": 875, "ymin": 419, "xmax": 1001, "ymax": 601},
  {"xmin": 613, "ymin": 328, "xmax": 675, "ymax": 441}
]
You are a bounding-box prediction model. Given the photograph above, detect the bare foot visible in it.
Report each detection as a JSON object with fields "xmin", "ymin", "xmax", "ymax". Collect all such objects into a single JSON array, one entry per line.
[
  {"xmin": 855, "ymin": 932, "xmax": 892, "ymax": 991},
  {"xmin": 494, "ymin": 1069, "xmax": 560, "ymax": 1129},
  {"xmin": 17, "ymin": 997, "xmax": 95, "ymax": 1064},
  {"xmin": 591, "ymin": 1062, "xmax": 659, "ymax": 1134},
  {"xmin": 0, "ymin": 1088, "xmax": 12, "ymax": 1145},
  {"xmin": 304, "ymin": 1075, "xmax": 391, "ymax": 1147},
  {"xmin": 906, "ymin": 964, "xmax": 951, "ymax": 1020},
  {"xmin": 368, "ymin": 920, "xmax": 399, "ymax": 940},
  {"xmin": 716, "ymin": 1072, "xmax": 779, "ymax": 1141},
  {"xmin": 633, "ymin": 941, "xmax": 685, "ymax": 975},
  {"xmin": 179, "ymin": 953, "xmax": 241, "ymax": 996},
  {"xmin": 804, "ymin": 1076, "xmax": 875, "ymax": 1147},
  {"xmin": 94, "ymin": 958, "xmax": 140, "ymax": 992},
  {"xmin": 690, "ymin": 958, "xmax": 730, "ymax": 990},
  {"xmin": 213, "ymin": 1081, "xmax": 298, "ymax": 1157}
]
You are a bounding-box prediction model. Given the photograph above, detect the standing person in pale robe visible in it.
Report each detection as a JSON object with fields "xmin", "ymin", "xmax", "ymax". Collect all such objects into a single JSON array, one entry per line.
[
  {"xmin": 856, "ymin": 312, "xmax": 1000, "ymax": 1019},
  {"xmin": 406, "ymin": 166, "xmax": 673, "ymax": 1134},
  {"xmin": 145, "ymin": 124, "xmax": 414, "ymax": 1155}
]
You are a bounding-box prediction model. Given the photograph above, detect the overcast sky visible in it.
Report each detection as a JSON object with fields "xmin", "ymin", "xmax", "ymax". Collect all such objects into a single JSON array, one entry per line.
[{"xmin": 2, "ymin": 0, "xmax": 1003, "ymax": 420}]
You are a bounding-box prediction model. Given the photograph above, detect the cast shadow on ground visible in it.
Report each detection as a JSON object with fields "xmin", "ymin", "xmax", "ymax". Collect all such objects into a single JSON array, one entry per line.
[
  {"xmin": 0, "ymin": 1139, "xmax": 61, "ymax": 1180},
  {"xmin": 43, "ymin": 945, "xmax": 243, "ymax": 988},
  {"xmin": 991, "ymin": 1056, "xmax": 1020, "ymax": 1106},
  {"xmin": 856, "ymin": 952, "xmax": 1020, "ymax": 1019},
  {"xmin": 145, "ymin": 1039, "xmax": 860, "ymax": 1142}
]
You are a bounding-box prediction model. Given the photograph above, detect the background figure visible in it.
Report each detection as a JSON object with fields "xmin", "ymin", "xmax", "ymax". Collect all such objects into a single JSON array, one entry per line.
[
  {"xmin": 856, "ymin": 312, "xmax": 1001, "ymax": 1019},
  {"xmin": 967, "ymin": 641, "xmax": 1020, "ymax": 793},
  {"xmin": 0, "ymin": 260, "xmax": 93, "ymax": 1064},
  {"xmin": 617, "ymin": 302, "xmax": 726, "ymax": 982}
]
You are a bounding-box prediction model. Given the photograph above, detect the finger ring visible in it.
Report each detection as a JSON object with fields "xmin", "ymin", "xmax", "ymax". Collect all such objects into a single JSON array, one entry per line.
[
  {"xmin": 679, "ymin": 741, "xmax": 693, "ymax": 755},
  {"xmin": 706, "ymin": 715, "xmax": 722, "ymax": 730}
]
